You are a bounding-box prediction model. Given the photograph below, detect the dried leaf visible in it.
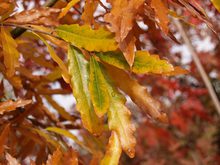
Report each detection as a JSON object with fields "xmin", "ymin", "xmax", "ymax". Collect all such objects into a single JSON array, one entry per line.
[
  {"xmin": 104, "ymin": 71, "xmax": 136, "ymax": 158},
  {"xmin": 100, "ymin": 132, "xmax": 122, "ymax": 165},
  {"xmin": 56, "ymin": 24, "xmax": 117, "ymax": 52},
  {"xmin": 0, "ymin": 27, "xmax": 19, "ymax": 77},
  {"xmin": 81, "ymin": 0, "xmax": 98, "ymax": 25},
  {"xmin": 104, "ymin": 0, "xmax": 144, "ymax": 66},
  {"xmin": 0, "ymin": 99, "xmax": 32, "ymax": 115},
  {"xmin": 33, "ymin": 32, "xmax": 70, "ymax": 83},
  {"xmin": 89, "ymin": 56, "xmax": 110, "ymax": 117},
  {"xmin": 106, "ymin": 65, "xmax": 168, "ymax": 123},
  {"xmin": 151, "ymin": 0, "xmax": 169, "ymax": 34},
  {"xmin": 211, "ymin": 0, "xmax": 220, "ymax": 12},
  {"xmin": 0, "ymin": 0, "xmax": 15, "ymax": 21},
  {"xmin": 68, "ymin": 45, "xmax": 103, "ymax": 135},
  {"xmin": 0, "ymin": 124, "xmax": 10, "ymax": 155},
  {"xmin": 58, "ymin": 0, "xmax": 80, "ymax": 19},
  {"xmin": 6, "ymin": 7, "xmax": 60, "ymax": 26},
  {"xmin": 46, "ymin": 148, "xmax": 62, "ymax": 165},
  {"xmin": 163, "ymin": 66, "xmax": 189, "ymax": 76},
  {"xmin": 5, "ymin": 153, "xmax": 21, "ymax": 165}
]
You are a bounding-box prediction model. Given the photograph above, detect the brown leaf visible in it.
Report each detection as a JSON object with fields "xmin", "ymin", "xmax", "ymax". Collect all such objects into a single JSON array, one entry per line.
[
  {"xmin": 81, "ymin": 0, "xmax": 98, "ymax": 25},
  {"xmin": 46, "ymin": 148, "xmax": 62, "ymax": 165},
  {"xmin": 104, "ymin": 0, "xmax": 144, "ymax": 66},
  {"xmin": 106, "ymin": 65, "xmax": 168, "ymax": 123},
  {"xmin": 0, "ymin": 99, "xmax": 32, "ymax": 115},
  {"xmin": 0, "ymin": 124, "xmax": 10, "ymax": 155},
  {"xmin": 151, "ymin": 0, "xmax": 169, "ymax": 34},
  {"xmin": 6, "ymin": 7, "xmax": 60, "ymax": 26}
]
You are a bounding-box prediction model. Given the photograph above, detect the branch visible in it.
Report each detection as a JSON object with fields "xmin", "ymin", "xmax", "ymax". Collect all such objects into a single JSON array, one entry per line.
[
  {"xmin": 173, "ymin": 18, "xmax": 220, "ymax": 115},
  {"xmin": 3, "ymin": 23, "xmax": 61, "ymax": 39},
  {"xmin": 10, "ymin": 0, "xmax": 58, "ymax": 39}
]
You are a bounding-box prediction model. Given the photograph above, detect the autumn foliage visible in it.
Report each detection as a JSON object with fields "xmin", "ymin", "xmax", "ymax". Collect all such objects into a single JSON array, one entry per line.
[{"xmin": 0, "ymin": 0, "xmax": 220, "ymax": 164}]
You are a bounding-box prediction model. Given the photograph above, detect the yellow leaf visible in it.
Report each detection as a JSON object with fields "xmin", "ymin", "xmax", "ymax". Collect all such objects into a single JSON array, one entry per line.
[
  {"xmin": 104, "ymin": 71, "xmax": 136, "ymax": 158},
  {"xmin": 106, "ymin": 65, "xmax": 168, "ymax": 123},
  {"xmin": 100, "ymin": 132, "xmax": 122, "ymax": 165},
  {"xmin": 211, "ymin": 0, "xmax": 220, "ymax": 12},
  {"xmin": 89, "ymin": 56, "xmax": 110, "ymax": 117},
  {"xmin": 132, "ymin": 51, "xmax": 174, "ymax": 74},
  {"xmin": 0, "ymin": 27, "xmax": 19, "ymax": 77},
  {"xmin": 97, "ymin": 51, "xmax": 174, "ymax": 75},
  {"xmin": 47, "ymin": 127, "xmax": 93, "ymax": 153},
  {"xmin": 68, "ymin": 45, "xmax": 103, "ymax": 135},
  {"xmin": 56, "ymin": 24, "xmax": 117, "ymax": 52},
  {"xmin": 32, "ymin": 32, "xmax": 70, "ymax": 83},
  {"xmin": 58, "ymin": 0, "xmax": 80, "ymax": 19}
]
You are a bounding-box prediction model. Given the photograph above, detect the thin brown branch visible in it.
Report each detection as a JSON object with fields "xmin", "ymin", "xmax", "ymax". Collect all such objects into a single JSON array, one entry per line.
[
  {"xmin": 2, "ymin": 23, "xmax": 61, "ymax": 40},
  {"xmin": 173, "ymin": 18, "xmax": 220, "ymax": 115}
]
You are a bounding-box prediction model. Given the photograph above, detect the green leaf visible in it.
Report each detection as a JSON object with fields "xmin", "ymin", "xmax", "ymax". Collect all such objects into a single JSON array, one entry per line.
[
  {"xmin": 68, "ymin": 45, "xmax": 103, "ymax": 135},
  {"xmin": 211, "ymin": 0, "xmax": 220, "ymax": 12},
  {"xmin": 89, "ymin": 56, "xmax": 110, "ymax": 117},
  {"xmin": 97, "ymin": 51, "xmax": 174, "ymax": 74},
  {"xmin": 100, "ymin": 131, "xmax": 122, "ymax": 165},
  {"xmin": 104, "ymin": 73, "xmax": 136, "ymax": 158},
  {"xmin": 56, "ymin": 24, "xmax": 117, "ymax": 52}
]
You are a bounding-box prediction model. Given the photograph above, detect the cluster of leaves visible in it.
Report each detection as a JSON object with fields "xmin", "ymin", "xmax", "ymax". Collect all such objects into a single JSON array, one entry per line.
[{"xmin": 0, "ymin": 0, "xmax": 220, "ymax": 164}]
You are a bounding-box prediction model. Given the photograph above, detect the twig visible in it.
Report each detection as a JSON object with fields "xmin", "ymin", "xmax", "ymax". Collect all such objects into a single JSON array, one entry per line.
[
  {"xmin": 2, "ymin": 23, "xmax": 61, "ymax": 40},
  {"xmin": 173, "ymin": 18, "xmax": 220, "ymax": 115},
  {"xmin": 10, "ymin": 0, "xmax": 59, "ymax": 39}
]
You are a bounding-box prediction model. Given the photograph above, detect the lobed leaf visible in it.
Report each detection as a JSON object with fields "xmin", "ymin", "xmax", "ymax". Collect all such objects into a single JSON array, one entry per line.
[
  {"xmin": 68, "ymin": 45, "xmax": 103, "ymax": 134},
  {"xmin": 106, "ymin": 65, "xmax": 168, "ymax": 123},
  {"xmin": 104, "ymin": 71, "xmax": 136, "ymax": 158},
  {"xmin": 89, "ymin": 56, "xmax": 110, "ymax": 117},
  {"xmin": 56, "ymin": 24, "xmax": 117, "ymax": 52},
  {"xmin": 0, "ymin": 27, "xmax": 19, "ymax": 77},
  {"xmin": 100, "ymin": 132, "xmax": 122, "ymax": 165}
]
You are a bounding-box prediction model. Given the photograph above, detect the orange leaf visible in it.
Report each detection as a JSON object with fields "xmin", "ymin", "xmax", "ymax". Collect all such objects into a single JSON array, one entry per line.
[
  {"xmin": 0, "ymin": 124, "xmax": 10, "ymax": 155},
  {"xmin": 106, "ymin": 65, "xmax": 168, "ymax": 123},
  {"xmin": 0, "ymin": 99, "xmax": 32, "ymax": 115},
  {"xmin": 151, "ymin": 0, "xmax": 169, "ymax": 34}
]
